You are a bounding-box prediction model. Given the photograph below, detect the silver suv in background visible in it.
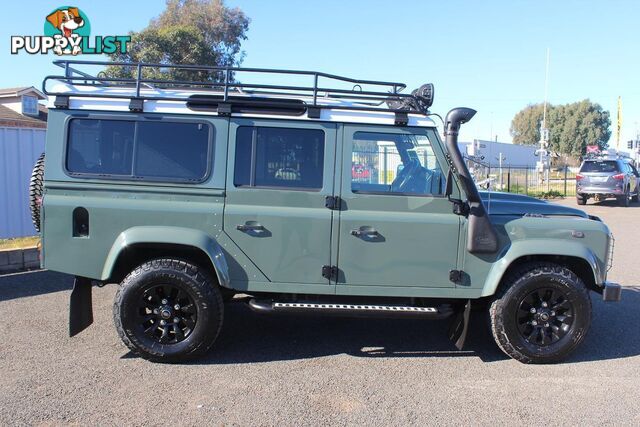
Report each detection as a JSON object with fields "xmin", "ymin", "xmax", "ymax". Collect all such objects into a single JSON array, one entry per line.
[{"xmin": 576, "ymin": 157, "xmax": 640, "ymax": 206}]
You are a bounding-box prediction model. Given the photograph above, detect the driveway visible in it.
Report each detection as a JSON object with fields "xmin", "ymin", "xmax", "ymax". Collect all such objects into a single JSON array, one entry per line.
[{"xmin": 1, "ymin": 197, "xmax": 638, "ymax": 425}]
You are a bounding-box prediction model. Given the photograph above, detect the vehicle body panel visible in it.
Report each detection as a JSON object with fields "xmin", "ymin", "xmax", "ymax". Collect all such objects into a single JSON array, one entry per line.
[
  {"xmin": 41, "ymin": 109, "xmax": 612, "ymax": 301},
  {"xmin": 42, "ymin": 109, "xmax": 231, "ymax": 282},
  {"xmin": 101, "ymin": 226, "xmax": 231, "ymax": 287},
  {"xmin": 462, "ymin": 215, "xmax": 611, "ymax": 297},
  {"xmin": 336, "ymin": 124, "xmax": 461, "ymax": 288},
  {"xmin": 222, "ymin": 118, "xmax": 337, "ymax": 287}
]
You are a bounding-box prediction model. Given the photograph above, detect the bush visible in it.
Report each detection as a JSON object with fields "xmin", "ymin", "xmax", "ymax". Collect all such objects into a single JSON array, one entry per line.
[{"xmin": 534, "ymin": 190, "xmax": 564, "ymax": 199}]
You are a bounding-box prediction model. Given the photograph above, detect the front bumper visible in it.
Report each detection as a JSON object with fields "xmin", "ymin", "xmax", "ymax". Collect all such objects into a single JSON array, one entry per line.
[{"xmin": 601, "ymin": 281, "xmax": 622, "ymax": 302}]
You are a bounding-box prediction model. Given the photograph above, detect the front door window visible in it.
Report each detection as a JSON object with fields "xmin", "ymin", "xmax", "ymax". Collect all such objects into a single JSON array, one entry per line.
[{"xmin": 351, "ymin": 131, "xmax": 445, "ymax": 196}]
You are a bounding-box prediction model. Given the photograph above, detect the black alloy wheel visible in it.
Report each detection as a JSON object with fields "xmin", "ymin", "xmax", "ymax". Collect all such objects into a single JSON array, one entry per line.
[
  {"xmin": 515, "ymin": 288, "xmax": 574, "ymax": 346},
  {"xmin": 138, "ymin": 284, "xmax": 198, "ymax": 344}
]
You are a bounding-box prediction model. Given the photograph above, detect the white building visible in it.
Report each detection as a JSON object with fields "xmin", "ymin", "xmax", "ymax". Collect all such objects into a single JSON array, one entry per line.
[{"xmin": 460, "ymin": 139, "xmax": 538, "ymax": 168}]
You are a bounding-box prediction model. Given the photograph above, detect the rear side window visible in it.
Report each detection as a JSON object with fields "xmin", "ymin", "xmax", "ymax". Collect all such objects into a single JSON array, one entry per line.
[
  {"xmin": 580, "ymin": 161, "xmax": 619, "ymax": 173},
  {"xmin": 234, "ymin": 126, "xmax": 324, "ymax": 190},
  {"xmin": 135, "ymin": 122, "xmax": 209, "ymax": 180},
  {"xmin": 67, "ymin": 120, "xmax": 134, "ymax": 175},
  {"xmin": 67, "ymin": 119, "xmax": 211, "ymax": 182}
]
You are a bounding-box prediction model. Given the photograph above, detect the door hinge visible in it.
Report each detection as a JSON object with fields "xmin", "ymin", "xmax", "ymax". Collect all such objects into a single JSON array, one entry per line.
[
  {"xmin": 322, "ymin": 265, "xmax": 338, "ymax": 280},
  {"xmin": 451, "ymin": 199, "xmax": 469, "ymax": 216},
  {"xmin": 325, "ymin": 195, "xmax": 341, "ymax": 210},
  {"xmin": 449, "ymin": 269, "xmax": 464, "ymax": 283}
]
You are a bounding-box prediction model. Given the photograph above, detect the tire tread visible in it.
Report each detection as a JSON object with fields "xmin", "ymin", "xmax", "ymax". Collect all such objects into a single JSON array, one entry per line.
[
  {"xmin": 489, "ymin": 262, "xmax": 591, "ymax": 364},
  {"xmin": 113, "ymin": 258, "xmax": 223, "ymax": 362}
]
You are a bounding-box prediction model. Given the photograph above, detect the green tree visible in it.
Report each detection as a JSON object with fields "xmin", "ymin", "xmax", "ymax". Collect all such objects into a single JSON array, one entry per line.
[
  {"xmin": 509, "ymin": 103, "xmax": 546, "ymax": 145},
  {"xmin": 547, "ymin": 100, "xmax": 610, "ymax": 157},
  {"xmin": 510, "ymin": 100, "xmax": 611, "ymax": 158},
  {"xmin": 103, "ymin": 0, "xmax": 249, "ymax": 81}
]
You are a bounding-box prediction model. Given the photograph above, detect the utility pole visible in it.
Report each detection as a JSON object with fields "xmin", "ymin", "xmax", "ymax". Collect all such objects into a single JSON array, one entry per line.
[{"xmin": 537, "ymin": 48, "xmax": 551, "ymax": 183}]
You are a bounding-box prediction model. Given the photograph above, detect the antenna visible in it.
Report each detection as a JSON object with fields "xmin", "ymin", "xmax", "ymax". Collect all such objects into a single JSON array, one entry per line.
[{"xmin": 542, "ymin": 48, "xmax": 550, "ymax": 129}]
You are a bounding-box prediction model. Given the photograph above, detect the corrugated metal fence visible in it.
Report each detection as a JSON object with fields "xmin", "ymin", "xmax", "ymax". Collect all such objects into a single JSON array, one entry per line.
[{"xmin": 0, "ymin": 127, "xmax": 46, "ymax": 238}]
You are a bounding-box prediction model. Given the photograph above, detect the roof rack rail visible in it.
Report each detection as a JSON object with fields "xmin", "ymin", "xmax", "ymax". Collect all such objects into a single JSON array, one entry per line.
[{"xmin": 42, "ymin": 60, "xmax": 435, "ymax": 119}]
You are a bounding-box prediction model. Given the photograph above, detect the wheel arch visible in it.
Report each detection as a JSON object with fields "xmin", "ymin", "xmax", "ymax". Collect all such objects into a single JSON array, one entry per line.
[
  {"xmin": 481, "ymin": 241, "xmax": 602, "ymax": 297},
  {"xmin": 102, "ymin": 226, "xmax": 230, "ymax": 288}
]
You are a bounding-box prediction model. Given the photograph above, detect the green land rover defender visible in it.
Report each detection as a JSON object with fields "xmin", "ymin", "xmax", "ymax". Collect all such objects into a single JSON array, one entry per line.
[{"xmin": 31, "ymin": 60, "xmax": 621, "ymax": 363}]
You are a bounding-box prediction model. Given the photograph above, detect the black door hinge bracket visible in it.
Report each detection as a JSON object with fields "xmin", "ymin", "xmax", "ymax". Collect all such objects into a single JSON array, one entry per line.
[
  {"xmin": 449, "ymin": 269, "xmax": 464, "ymax": 283},
  {"xmin": 325, "ymin": 195, "xmax": 341, "ymax": 210},
  {"xmin": 322, "ymin": 265, "xmax": 338, "ymax": 280}
]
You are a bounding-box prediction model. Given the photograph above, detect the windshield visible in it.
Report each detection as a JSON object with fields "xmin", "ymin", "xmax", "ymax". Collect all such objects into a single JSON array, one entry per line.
[{"xmin": 580, "ymin": 161, "xmax": 619, "ymax": 173}]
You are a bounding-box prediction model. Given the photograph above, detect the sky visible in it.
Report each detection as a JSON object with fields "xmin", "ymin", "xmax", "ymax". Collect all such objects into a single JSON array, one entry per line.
[{"xmin": 2, "ymin": 0, "xmax": 638, "ymax": 147}]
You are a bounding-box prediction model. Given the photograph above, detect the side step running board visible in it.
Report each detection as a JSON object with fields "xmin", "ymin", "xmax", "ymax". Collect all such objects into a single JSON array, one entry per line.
[{"xmin": 248, "ymin": 299, "xmax": 454, "ymax": 319}]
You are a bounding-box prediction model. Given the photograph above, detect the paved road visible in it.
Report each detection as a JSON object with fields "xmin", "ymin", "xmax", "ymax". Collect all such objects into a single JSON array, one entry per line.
[{"xmin": 1, "ymin": 198, "xmax": 639, "ymax": 425}]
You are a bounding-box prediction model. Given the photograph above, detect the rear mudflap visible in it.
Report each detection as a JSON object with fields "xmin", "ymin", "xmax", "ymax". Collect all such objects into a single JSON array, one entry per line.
[{"xmin": 69, "ymin": 276, "xmax": 93, "ymax": 337}]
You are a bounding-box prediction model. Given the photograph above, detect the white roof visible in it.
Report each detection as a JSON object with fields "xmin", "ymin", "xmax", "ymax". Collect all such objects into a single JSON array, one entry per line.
[{"xmin": 45, "ymin": 82, "xmax": 437, "ymax": 128}]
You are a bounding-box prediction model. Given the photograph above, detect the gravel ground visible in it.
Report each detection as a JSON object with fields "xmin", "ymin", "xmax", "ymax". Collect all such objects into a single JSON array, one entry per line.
[{"xmin": 1, "ymin": 198, "xmax": 639, "ymax": 426}]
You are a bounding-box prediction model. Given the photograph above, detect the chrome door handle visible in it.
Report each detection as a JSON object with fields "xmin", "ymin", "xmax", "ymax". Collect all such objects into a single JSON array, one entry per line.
[
  {"xmin": 351, "ymin": 226, "xmax": 380, "ymax": 238},
  {"xmin": 236, "ymin": 223, "xmax": 265, "ymax": 232}
]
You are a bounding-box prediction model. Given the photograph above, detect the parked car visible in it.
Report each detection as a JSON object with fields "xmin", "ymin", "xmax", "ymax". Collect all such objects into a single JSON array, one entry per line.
[
  {"xmin": 576, "ymin": 157, "xmax": 640, "ymax": 206},
  {"xmin": 31, "ymin": 60, "xmax": 620, "ymax": 364},
  {"xmin": 351, "ymin": 163, "xmax": 371, "ymax": 181}
]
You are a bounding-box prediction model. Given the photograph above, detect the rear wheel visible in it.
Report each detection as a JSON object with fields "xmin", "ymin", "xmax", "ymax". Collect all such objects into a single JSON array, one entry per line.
[
  {"xmin": 489, "ymin": 262, "xmax": 591, "ymax": 364},
  {"xmin": 113, "ymin": 258, "xmax": 224, "ymax": 362},
  {"xmin": 576, "ymin": 194, "xmax": 587, "ymax": 205},
  {"xmin": 617, "ymin": 190, "xmax": 630, "ymax": 207}
]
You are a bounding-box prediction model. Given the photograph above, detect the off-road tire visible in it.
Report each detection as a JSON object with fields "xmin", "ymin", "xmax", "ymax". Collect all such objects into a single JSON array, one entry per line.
[
  {"xmin": 576, "ymin": 194, "xmax": 587, "ymax": 205},
  {"xmin": 618, "ymin": 189, "xmax": 630, "ymax": 207},
  {"xmin": 113, "ymin": 258, "xmax": 224, "ymax": 362},
  {"xmin": 489, "ymin": 262, "xmax": 591, "ymax": 364},
  {"xmin": 29, "ymin": 153, "xmax": 45, "ymax": 232}
]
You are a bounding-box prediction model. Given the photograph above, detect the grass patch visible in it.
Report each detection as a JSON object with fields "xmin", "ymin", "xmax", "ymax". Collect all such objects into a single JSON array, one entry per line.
[
  {"xmin": 533, "ymin": 190, "xmax": 565, "ymax": 199},
  {"xmin": 0, "ymin": 236, "xmax": 40, "ymax": 251}
]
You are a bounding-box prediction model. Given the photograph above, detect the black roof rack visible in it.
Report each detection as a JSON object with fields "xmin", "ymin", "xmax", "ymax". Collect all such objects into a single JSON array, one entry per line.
[{"xmin": 42, "ymin": 60, "xmax": 434, "ymax": 119}]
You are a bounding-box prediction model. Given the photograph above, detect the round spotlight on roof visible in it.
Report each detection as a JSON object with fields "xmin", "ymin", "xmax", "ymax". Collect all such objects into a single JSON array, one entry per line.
[
  {"xmin": 412, "ymin": 83, "xmax": 434, "ymax": 112},
  {"xmin": 385, "ymin": 83, "xmax": 434, "ymax": 113}
]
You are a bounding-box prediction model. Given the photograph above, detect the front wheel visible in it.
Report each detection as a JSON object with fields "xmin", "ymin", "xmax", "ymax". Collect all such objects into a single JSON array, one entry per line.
[
  {"xmin": 489, "ymin": 262, "xmax": 591, "ymax": 364},
  {"xmin": 113, "ymin": 258, "xmax": 224, "ymax": 362}
]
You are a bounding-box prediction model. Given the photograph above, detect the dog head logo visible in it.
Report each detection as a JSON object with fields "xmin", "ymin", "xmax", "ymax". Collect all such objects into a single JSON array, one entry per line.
[
  {"xmin": 11, "ymin": 6, "xmax": 127, "ymax": 55},
  {"xmin": 44, "ymin": 6, "xmax": 91, "ymax": 55}
]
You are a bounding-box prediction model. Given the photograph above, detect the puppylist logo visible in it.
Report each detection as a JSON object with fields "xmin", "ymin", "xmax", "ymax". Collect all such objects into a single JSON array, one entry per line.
[{"xmin": 11, "ymin": 6, "xmax": 130, "ymax": 55}]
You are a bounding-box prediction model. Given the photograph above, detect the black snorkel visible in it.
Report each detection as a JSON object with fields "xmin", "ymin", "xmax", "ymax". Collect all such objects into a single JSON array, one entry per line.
[{"xmin": 444, "ymin": 108, "xmax": 499, "ymax": 254}]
